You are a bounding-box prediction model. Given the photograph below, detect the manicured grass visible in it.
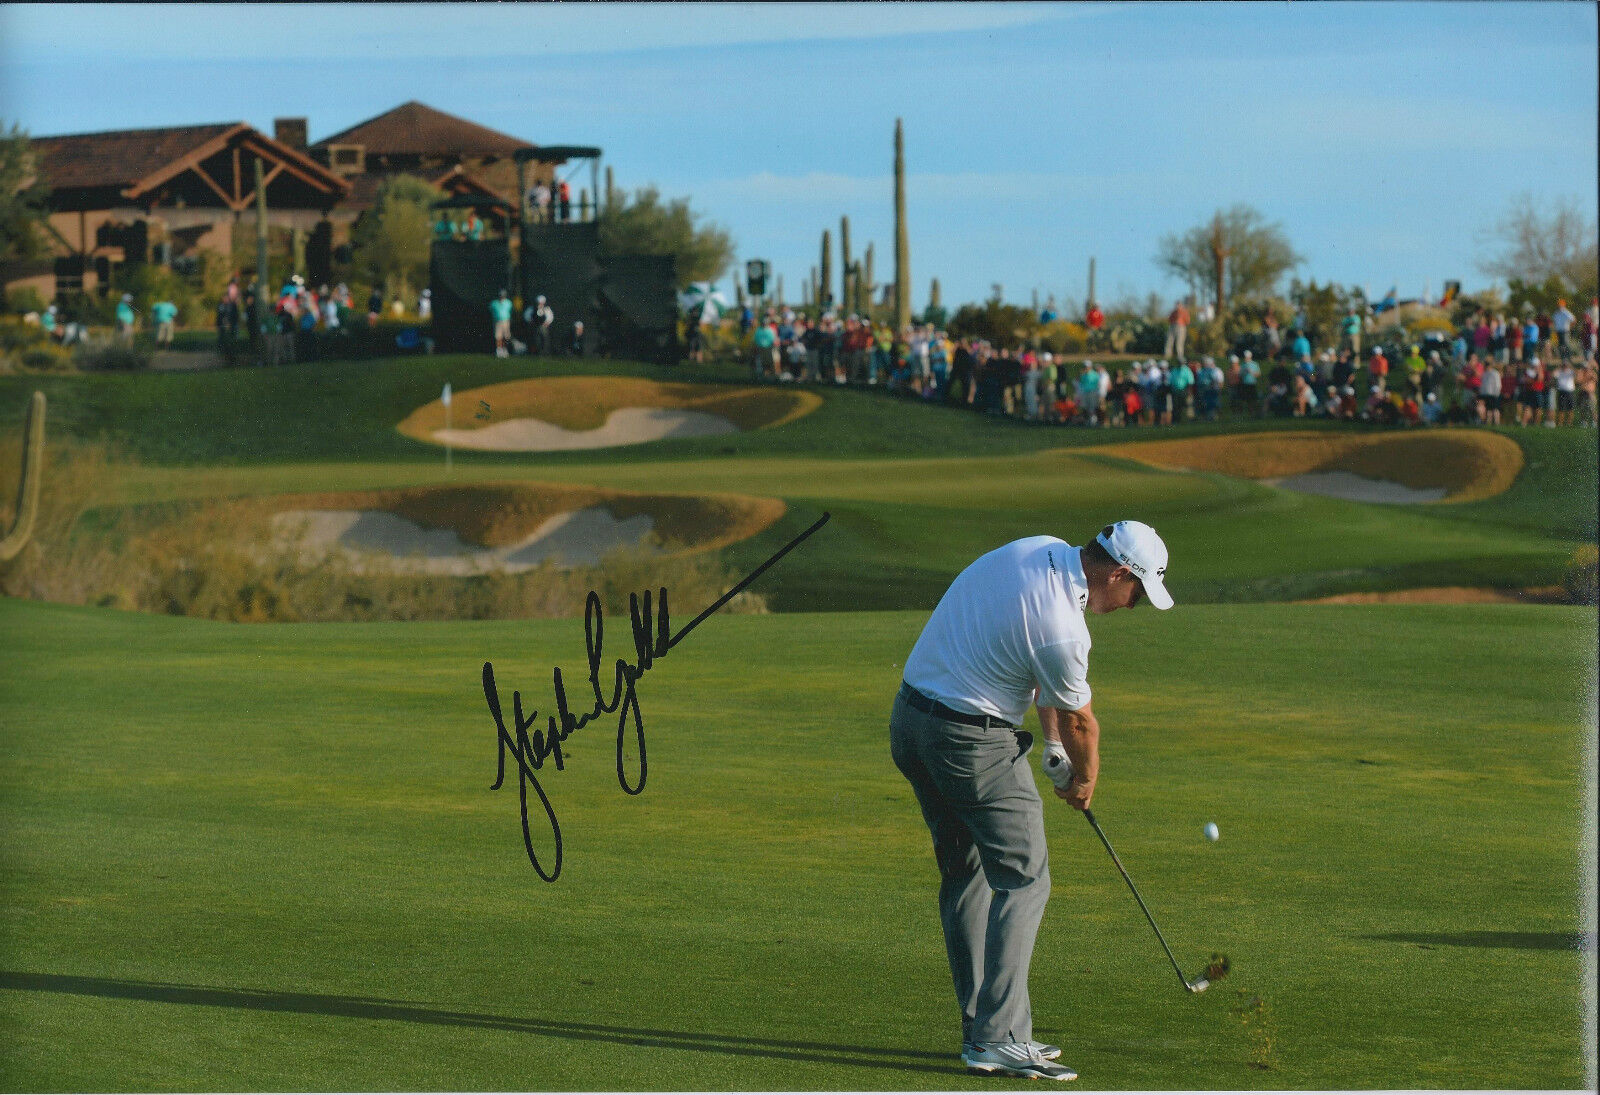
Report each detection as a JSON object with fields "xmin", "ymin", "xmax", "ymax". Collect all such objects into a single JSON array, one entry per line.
[{"xmin": 0, "ymin": 598, "xmax": 1592, "ymax": 1090}]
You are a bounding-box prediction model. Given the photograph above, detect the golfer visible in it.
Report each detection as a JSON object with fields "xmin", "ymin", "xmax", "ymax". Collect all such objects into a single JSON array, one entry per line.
[{"xmin": 890, "ymin": 520, "xmax": 1173, "ymax": 1082}]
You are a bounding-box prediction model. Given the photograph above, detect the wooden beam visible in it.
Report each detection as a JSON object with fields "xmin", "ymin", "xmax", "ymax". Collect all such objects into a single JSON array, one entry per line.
[
  {"xmin": 124, "ymin": 123, "xmax": 250, "ymax": 199},
  {"xmin": 232, "ymin": 146, "xmax": 241, "ymax": 205},
  {"xmin": 188, "ymin": 161, "xmax": 240, "ymax": 210},
  {"xmin": 237, "ymin": 159, "xmax": 284, "ymax": 206},
  {"xmin": 238, "ymin": 134, "xmax": 342, "ymax": 194}
]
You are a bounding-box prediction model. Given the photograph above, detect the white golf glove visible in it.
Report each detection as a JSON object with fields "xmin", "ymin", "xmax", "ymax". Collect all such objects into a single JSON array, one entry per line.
[{"xmin": 1041, "ymin": 741, "xmax": 1075, "ymax": 790}]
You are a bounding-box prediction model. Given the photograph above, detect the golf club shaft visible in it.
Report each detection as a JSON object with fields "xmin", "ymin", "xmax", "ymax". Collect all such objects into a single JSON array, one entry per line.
[{"xmin": 1082, "ymin": 808, "xmax": 1193, "ymax": 990}]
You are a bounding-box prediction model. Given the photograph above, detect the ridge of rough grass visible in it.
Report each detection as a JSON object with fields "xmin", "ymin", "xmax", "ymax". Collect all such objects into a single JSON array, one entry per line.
[
  {"xmin": 275, "ymin": 482, "xmax": 787, "ymax": 552},
  {"xmin": 1099, "ymin": 430, "xmax": 1524, "ymax": 502},
  {"xmin": 395, "ymin": 377, "xmax": 821, "ymax": 442}
]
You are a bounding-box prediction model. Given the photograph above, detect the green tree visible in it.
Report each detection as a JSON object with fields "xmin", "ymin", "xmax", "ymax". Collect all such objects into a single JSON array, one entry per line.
[
  {"xmin": 0, "ymin": 123, "xmax": 51, "ymax": 267},
  {"xmin": 1476, "ymin": 192, "xmax": 1599, "ymax": 303},
  {"xmin": 350, "ymin": 174, "xmax": 439, "ymax": 303},
  {"xmin": 946, "ymin": 289, "xmax": 1039, "ymax": 347},
  {"xmin": 1156, "ymin": 205, "xmax": 1303, "ymax": 309},
  {"xmin": 597, "ymin": 186, "xmax": 734, "ymax": 290}
]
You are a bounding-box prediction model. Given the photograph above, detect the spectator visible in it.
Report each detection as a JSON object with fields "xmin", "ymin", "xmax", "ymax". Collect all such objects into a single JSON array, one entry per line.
[
  {"xmin": 215, "ymin": 294, "xmax": 239, "ymax": 362},
  {"xmin": 1171, "ymin": 357, "xmax": 1195, "ymax": 421},
  {"xmin": 321, "ymin": 291, "xmax": 340, "ymax": 333},
  {"xmin": 1368, "ymin": 345, "xmax": 1389, "ymax": 392},
  {"xmin": 1263, "ymin": 311, "xmax": 1282, "ymax": 358},
  {"xmin": 1584, "ymin": 298, "xmax": 1599, "ymax": 358},
  {"xmin": 434, "ymin": 212, "xmax": 454, "ymax": 241},
  {"xmin": 115, "ymin": 293, "xmax": 137, "ymax": 343},
  {"xmin": 464, "ymin": 210, "xmax": 484, "ymax": 241},
  {"xmin": 571, "ymin": 319, "xmax": 586, "ymax": 357},
  {"xmin": 1420, "ymin": 391, "xmax": 1442, "ymax": 426},
  {"xmin": 1552, "ymin": 299, "xmax": 1575, "ymax": 362},
  {"xmin": 418, "ymin": 288, "xmax": 432, "ymax": 320},
  {"xmin": 531, "ymin": 182, "xmax": 551, "ymax": 223},
  {"xmin": 752, "ymin": 316, "xmax": 777, "ymax": 380},
  {"xmin": 1076, "ymin": 360, "xmax": 1101, "ymax": 425},
  {"xmin": 530, "ymin": 295, "xmax": 554, "ymax": 355},
  {"xmin": 1198, "ymin": 356, "xmax": 1224, "ymax": 421},
  {"xmin": 1290, "ymin": 329, "xmax": 1312, "ymax": 361},
  {"xmin": 1478, "ymin": 361, "xmax": 1503, "ymax": 425},
  {"xmin": 1576, "ymin": 359, "xmax": 1597, "ymax": 427},
  {"xmin": 557, "ymin": 180, "xmax": 572, "ymax": 223},
  {"xmin": 1238, "ymin": 350, "xmax": 1261, "ymax": 415},
  {"xmin": 1164, "ymin": 301, "xmax": 1189, "ymax": 361},
  {"xmin": 490, "ymin": 289, "xmax": 513, "ymax": 357},
  {"xmin": 151, "ymin": 298, "xmax": 177, "ymax": 348},
  {"xmin": 1521, "ymin": 314, "xmax": 1540, "ymax": 363},
  {"xmin": 1400, "ymin": 345, "xmax": 1425, "ymax": 397},
  {"xmin": 1085, "ymin": 302, "xmax": 1104, "ymax": 339},
  {"xmin": 1518, "ymin": 357, "xmax": 1544, "ymax": 426},
  {"xmin": 1341, "ymin": 307, "xmax": 1362, "ymax": 356},
  {"xmin": 366, "ymin": 287, "xmax": 383, "ymax": 326},
  {"xmin": 1290, "ymin": 374, "xmax": 1314, "ymax": 417},
  {"xmin": 1553, "ymin": 359, "xmax": 1577, "ymax": 426}
]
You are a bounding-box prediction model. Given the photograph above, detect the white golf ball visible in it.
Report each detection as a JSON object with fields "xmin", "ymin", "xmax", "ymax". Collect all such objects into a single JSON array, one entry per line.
[{"xmin": 1204, "ymin": 822, "xmax": 1220, "ymax": 842}]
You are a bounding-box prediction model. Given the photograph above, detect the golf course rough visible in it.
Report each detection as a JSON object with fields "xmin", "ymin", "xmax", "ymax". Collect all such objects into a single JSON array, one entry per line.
[{"xmin": 397, "ymin": 377, "xmax": 824, "ymax": 452}]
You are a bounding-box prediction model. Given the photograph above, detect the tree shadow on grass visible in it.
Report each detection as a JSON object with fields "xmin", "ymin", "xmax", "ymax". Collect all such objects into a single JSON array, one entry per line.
[
  {"xmin": 1363, "ymin": 931, "xmax": 1594, "ymax": 951},
  {"xmin": 0, "ymin": 970, "xmax": 956, "ymax": 1075}
]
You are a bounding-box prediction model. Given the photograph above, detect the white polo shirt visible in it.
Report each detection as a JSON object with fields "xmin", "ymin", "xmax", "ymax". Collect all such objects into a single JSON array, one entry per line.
[{"xmin": 903, "ymin": 536, "xmax": 1093, "ymax": 727}]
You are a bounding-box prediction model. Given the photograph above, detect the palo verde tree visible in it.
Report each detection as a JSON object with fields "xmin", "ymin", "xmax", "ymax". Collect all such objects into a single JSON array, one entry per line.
[
  {"xmin": 1156, "ymin": 204, "xmax": 1302, "ymax": 312},
  {"xmin": 597, "ymin": 185, "xmax": 734, "ymax": 291},
  {"xmin": 0, "ymin": 123, "xmax": 51, "ymax": 270},
  {"xmin": 1476, "ymin": 192, "xmax": 1599, "ymax": 313},
  {"xmin": 349, "ymin": 174, "xmax": 439, "ymax": 303}
]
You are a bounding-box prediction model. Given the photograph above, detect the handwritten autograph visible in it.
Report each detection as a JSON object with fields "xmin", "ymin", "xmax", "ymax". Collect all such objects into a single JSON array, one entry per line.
[{"xmin": 483, "ymin": 512, "xmax": 831, "ymax": 882}]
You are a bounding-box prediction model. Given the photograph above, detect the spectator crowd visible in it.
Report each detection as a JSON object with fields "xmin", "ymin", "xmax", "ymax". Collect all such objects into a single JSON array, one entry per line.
[{"xmin": 717, "ymin": 296, "xmax": 1599, "ymax": 430}]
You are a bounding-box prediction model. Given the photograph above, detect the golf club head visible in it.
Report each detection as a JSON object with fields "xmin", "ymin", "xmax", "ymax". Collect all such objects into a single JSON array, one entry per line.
[{"xmin": 1186, "ymin": 954, "xmax": 1230, "ymax": 994}]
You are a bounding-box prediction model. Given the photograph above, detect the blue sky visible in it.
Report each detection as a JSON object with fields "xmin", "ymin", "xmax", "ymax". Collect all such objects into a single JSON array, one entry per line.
[{"xmin": 1, "ymin": 2, "xmax": 1595, "ymax": 311}]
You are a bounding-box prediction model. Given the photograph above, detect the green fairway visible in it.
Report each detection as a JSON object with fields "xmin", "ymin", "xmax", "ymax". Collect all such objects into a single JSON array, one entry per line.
[{"xmin": 0, "ymin": 597, "xmax": 1592, "ymax": 1090}]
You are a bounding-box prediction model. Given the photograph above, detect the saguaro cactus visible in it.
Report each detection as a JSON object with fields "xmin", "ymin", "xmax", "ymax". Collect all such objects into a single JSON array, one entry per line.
[
  {"xmin": 820, "ymin": 229, "xmax": 832, "ymax": 312},
  {"xmin": 839, "ymin": 215, "xmax": 852, "ymax": 311},
  {"xmin": 862, "ymin": 243, "xmax": 875, "ymax": 316},
  {"xmin": 1, "ymin": 391, "xmax": 46, "ymax": 564},
  {"xmin": 930, "ymin": 277, "xmax": 942, "ymax": 311},
  {"xmin": 893, "ymin": 117, "xmax": 911, "ymax": 334}
]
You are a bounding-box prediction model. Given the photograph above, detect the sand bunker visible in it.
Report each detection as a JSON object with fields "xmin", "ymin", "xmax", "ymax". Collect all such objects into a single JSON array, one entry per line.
[
  {"xmin": 398, "ymin": 377, "xmax": 821, "ymax": 452},
  {"xmin": 272, "ymin": 507, "xmax": 657, "ymax": 574},
  {"xmin": 433, "ymin": 406, "xmax": 738, "ymax": 451},
  {"xmin": 1100, "ymin": 430, "xmax": 1523, "ymax": 504},
  {"xmin": 1298, "ymin": 586, "xmax": 1568, "ymax": 605},
  {"xmin": 1261, "ymin": 471, "xmax": 1446, "ymax": 504}
]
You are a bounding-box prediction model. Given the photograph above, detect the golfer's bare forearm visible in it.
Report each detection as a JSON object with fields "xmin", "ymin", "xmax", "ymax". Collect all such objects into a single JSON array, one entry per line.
[{"xmin": 1041, "ymin": 703, "xmax": 1099, "ymax": 788}]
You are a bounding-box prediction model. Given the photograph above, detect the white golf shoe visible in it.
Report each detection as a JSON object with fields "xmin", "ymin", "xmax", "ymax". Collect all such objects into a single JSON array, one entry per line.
[{"xmin": 962, "ymin": 1040, "xmax": 1077, "ymax": 1081}]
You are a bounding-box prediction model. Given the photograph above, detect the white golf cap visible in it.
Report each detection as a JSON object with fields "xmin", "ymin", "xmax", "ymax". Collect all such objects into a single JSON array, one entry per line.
[{"xmin": 1095, "ymin": 520, "xmax": 1174, "ymax": 610}]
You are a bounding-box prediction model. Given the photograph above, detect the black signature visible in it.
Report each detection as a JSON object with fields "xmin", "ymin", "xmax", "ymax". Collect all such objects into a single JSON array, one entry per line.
[{"xmin": 483, "ymin": 512, "xmax": 830, "ymax": 882}]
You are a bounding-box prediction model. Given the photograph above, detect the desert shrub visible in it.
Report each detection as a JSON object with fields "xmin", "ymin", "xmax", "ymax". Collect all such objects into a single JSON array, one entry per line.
[
  {"xmin": 73, "ymin": 339, "xmax": 150, "ymax": 371},
  {"xmin": 1037, "ymin": 320, "xmax": 1088, "ymax": 355},
  {"xmin": 5, "ymin": 286, "xmax": 46, "ymax": 315},
  {"xmin": 19, "ymin": 344, "xmax": 71, "ymax": 371},
  {"xmin": 1563, "ymin": 544, "xmax": 1598, "ymax": 605}
]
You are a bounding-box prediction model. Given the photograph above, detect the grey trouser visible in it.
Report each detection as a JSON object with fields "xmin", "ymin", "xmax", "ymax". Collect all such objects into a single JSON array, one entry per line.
[{"xmin": 890, "ymin": 688, "xmax": 1050, "ymax": 1044}]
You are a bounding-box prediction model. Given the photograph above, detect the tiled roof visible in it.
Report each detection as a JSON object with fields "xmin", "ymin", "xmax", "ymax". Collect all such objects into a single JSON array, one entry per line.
[
  {"xmin": 311, "ymin": 101, "xmax": 530, "ymax": 158},
  {"xmin": 30, "ymin": 123, "xmax": 242, "ymax": 190}
]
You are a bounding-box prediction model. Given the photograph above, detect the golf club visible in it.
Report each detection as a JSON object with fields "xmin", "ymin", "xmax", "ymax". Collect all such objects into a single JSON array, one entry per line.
[{"xmin": 1082, "ymin": 808, "xmax": 1229, "ymax": 994}]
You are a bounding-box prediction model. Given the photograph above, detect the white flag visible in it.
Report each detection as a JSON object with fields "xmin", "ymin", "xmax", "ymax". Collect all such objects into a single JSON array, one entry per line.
[{"xmin": 441, "ymin": 382, "xmax": 452, "ymax": 407}]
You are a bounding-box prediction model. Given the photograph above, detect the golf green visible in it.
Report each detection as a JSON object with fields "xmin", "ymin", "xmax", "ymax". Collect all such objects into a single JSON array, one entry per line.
[{"xmin": 0, "ymin": 596, "xmax": 1591, "ymax": 1090}]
